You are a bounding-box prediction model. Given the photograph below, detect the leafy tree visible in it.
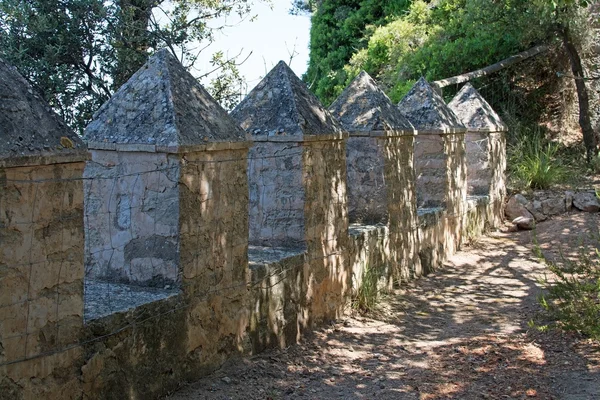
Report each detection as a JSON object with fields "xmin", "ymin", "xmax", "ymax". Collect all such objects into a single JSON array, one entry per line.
[
  {"xmin": 303, "ymin": 0, "xmax": 411, "ymax": 105},
  {"xmin": 0, "ymin": 0, "xmax": 260, "ymax": 133},
  {"xmin": 533, "ymin": 0, "xmax": 597, "ymax": 160},
  {"xmin": 313, "ymin": 0, "xmax": 596, "ymax": 160}
]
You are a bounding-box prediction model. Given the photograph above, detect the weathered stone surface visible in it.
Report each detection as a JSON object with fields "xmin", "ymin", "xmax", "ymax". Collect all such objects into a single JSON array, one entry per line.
[
  {"xmin": 1, "ymin": 162, "xmax": 85, "ymax": 364},
  {"xmin": 247, "ymin": 142, "xmax": 305, "ymax": 246},
  {"xmin": 232, "ymin": 61, "xmax": 344, "ymax": 138},
  {"xmin": 85, "ymin": 49, "xmax": 246, "ymax": 148},
  {"xmin": 234, "ymin": 62, "xmax": 346, "ymax": 252},
  {"xmin": 448, "ymin": 83, "xmax": 508, "ymax": 132},
  {"xmin": 398, "ymin": 77, "xmax": 466, "ymax": 132},
  {"xmin": 84, "ymin": 280, "xmax": 179, "ymax": 321},
  {"xmin": 329, "ymin": 71, "xmax": 414, "ymax": 134},
  {"xmin": 505, "ymin": 194, "xmax": 533, "ymax": 221},
  {"xmin": 448, "ymin": 84, "xmax": 507, "ymax": 229},
  {"xmin": 565, "ymin": 191, "xmax": 575, "ymax": 211},
  {"xmin": 525, "ymin": 200, "xmax": 548, "ymax": 222},
  {"xmin": 302, "ymin": 140, "xmax": 349, "ymax": 324},
  {"xmin": 540, "ymin": 195, "xmax": 566, "ymax": 216},
  {"xmin": 0, "ymin": 58, "xmax": 86, "ymax": 162},
  {"xmin": 488, "ymin": 131, "xmax": 507, "ymax": 228},
  {"xmin": 84, "ymin": 151, "xmax": 181, "ymax": 287},
  {"xmin": 84, "ymin": 50, "xmax": 248, "ymax": 288},
  {"xmin": 344, "ymin": 136, "xmax": 387, "ymax": 223},
  {"xmin": 444, "ymin": 132, "xmax": 468, "ymax": 255},
  {"xmin": 328, "ymin": 71, "xmax": 416, "ymax": 230},
  {"xmin": 513, "ymin": 216, "xmax": 535, "ymax": 230},
  {"xmin": 573, "ymin": 191, "xmax": 600, "ymax": 212},
  {"xmin": 386, "ymin": 136, "xmax": 422, "ymax": 281},
  {"xmin": 418, "ymin": 207, "xmax": 445, "ymax": 273}
]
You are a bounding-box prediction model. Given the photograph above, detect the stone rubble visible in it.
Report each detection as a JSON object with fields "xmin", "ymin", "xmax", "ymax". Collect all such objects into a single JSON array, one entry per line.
[{"xmin": 505, "ymin": 190, "xmax": 599, "ymax": 229}]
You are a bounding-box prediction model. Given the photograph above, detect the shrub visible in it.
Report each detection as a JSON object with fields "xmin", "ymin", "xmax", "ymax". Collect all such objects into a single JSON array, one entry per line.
[
  {"xmin": 508, "ymin": 129, "xmax": 567, "ymax": 190},
  {"xmin": 353, "ymin": 264, "xmax": 381, "ymax": 313},
  {"xmin": 536, "ymin": 234, "xmax": 600, "ymax": 340}
]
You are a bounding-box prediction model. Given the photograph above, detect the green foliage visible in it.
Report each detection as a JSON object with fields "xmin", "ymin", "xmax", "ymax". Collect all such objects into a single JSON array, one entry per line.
[
  {"xmin": 352, "ymin": 264, "xmax": 381, "ymax": 313},
  {"xmin": 0, "ymin": 0, "xmax": 260, "ymax": 133},
  {"xmin": 306, "ymin": 0, "xmax": 594, "ymax": 107},
  {"xmin": 0, "ymin": 0, "xmax": 114, "ymax": 132},
  {"xmin": 536, "ymin": 234, "xmax": 600, "ymax": 340},
  {"xmin": 304, "ymin": 0, "xmax": 411, "ymax": 105},
  {"xmin": 344, "ymin": 0, "xmax": 551, "ymax": 99},
  {"xmin": 508, "ymin": 128, "xmax": 567, "ymax": 190}
]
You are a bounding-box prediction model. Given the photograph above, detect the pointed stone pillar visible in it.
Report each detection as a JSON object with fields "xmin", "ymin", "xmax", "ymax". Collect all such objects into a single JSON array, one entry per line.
[
  {"xmin": 329, "ymin": 71, "xmax": 421, "ymax": 286},
  {"xmin": 398, "ymin": 78, "xmax": 467, "ymax": 270},
  {"xmin": 448, "ymin": 83, "xmax": 507, "ymax": 229},
  {"xmin": 0, "ymin": 58, "xmax": 88, "ymax": 396},
  {"xmin": 84, "ymin": 49, "xmax": 251, "ymax": 373},
  {"xmin": 232, "ymin": 61, "xmax": 349, "ymax": 328}
]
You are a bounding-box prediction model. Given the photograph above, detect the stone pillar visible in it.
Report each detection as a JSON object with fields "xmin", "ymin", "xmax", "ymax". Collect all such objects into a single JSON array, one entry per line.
[
  {"xmin": 179, "ymin": 142, "xmax": 251, "ymax": 369},
  {"xmin": 384, "ymin": 134, "xmax": 422, "ymax": 281},
  {"xmin": 398, "ymin": 78, "xmax": 467, "ymax": 270},
  {"xmin": 443, "ymin": 130, "xmax": 467, "ymax": 255},
  {"xmin": 448, "ymin": 83, "xmax": 508, "ymax": 229},
  {"xmin": 0, "ymin": 155, "xmax": 86, "ymax": 361},
  {"xmin": 232, "ymin": 61, "xmax": 350, "ymax": 330},
  {"xmin": 329, "ymin": 71, "xmax": 421, "ymax": 286},
  {"xmin": 344, "ymin": 136, "xmax": 387, "ymax": 223},
  {"xmin": 82, "ymin": 49, "xmax": 252, "ymax": 379},
  {"xmin": 0, "ymin": 58, "xmax": 87, "ymax": 397},
  {"xmin": 302, "ymin": 135, "xmax": 349, "ymax": 323}
]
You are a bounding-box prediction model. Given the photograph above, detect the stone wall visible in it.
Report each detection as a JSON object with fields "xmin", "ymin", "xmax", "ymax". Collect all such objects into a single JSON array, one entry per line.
[
  {"xmin": 1, "ymin": 157, "xmax": 86, "ymax": 399},
  {"xmin": 385, "ymin": 135, "xmax": 422, "ymax": 283},
  {"xmin": 84, "ymin": 150, "xmax": 180, "ymax": 287},
  {"xmin": 345, "ymin": 137, "xmax": 387, "ymax": 223},
  {"xmin": 302, "ymin": 138, "xmax": 350, "ymax": 324},
  {"xmin": 444, "ymin": 132, "xmax": 467, "ymax": 256},
  {"xmin": 0, "ymin": 76, "xmax": 507, "ymax": 400},
  {"xmin": 414, "ymin": 134, "xmax": 448, "ymax": 208},
  {"xmin": 247, "ymin": 140, "xmax": 305, "ymax": 247}
]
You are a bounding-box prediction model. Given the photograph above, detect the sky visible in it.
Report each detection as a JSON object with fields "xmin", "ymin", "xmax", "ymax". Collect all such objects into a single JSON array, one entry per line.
[{"xmin": 195, "ymin": 1, "xmax": 311, "ymax": 94}]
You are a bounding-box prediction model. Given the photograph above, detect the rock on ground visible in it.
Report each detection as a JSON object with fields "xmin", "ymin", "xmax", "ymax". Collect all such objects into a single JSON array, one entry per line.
[{"xmin": 573, "ymin": 191, "xmax": 600, "ymax": 212}]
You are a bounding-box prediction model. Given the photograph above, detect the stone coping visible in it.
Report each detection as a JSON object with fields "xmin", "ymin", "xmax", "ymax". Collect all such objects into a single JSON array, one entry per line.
[
  {"xmin": 347, "ymin": 129, "xmax": 417, "ymax": 138},
  {"xmin": 249, "ymin": 132, "xmax": 348, "ymax": 143},
  {"xmin": 415, "ymin": 127, "xmax": 468, "ymax": 135},
  {"xmin": 348, "ymin": 222, "xmax": 387, "ymax": 236},
  {"xmin": 86, "ymin": 141, "xmax": 252, "ymax": 153},
  {"xmin": 417, "ymin": 207, "xmax": 445, "ymax": 228},
  {"xmin": 465, "ymin": 127, "xmax": 508, "ymax": 133},
  {"xmin": 466, "ymin": 195, "xmax": 491, "ymax": 209},
  {"xmin": 248, "ymin": 245, "xmax": 306, "ymax": 267},
  {"xmin": 0, "ymin": 150, "xmax": 89, "ymax": 168},
  {"xmin": 84, "ymin": 280, "xmax": 181, "ymax": 322}
]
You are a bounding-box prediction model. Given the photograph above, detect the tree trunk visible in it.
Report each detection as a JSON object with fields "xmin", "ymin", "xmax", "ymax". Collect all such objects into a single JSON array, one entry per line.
[
  {"xmin": 114, "ymin": 0, "xmax": 155, "ymax": 89},
  {"xmin": 560, "ymin": 25, "xmax": 597, "ymax": 162}
]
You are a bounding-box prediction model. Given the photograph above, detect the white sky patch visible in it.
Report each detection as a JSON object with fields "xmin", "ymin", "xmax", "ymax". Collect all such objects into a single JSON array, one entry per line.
[{"xmin": 192, "ymin": 0, "xmax": 311, "ymax": 95}]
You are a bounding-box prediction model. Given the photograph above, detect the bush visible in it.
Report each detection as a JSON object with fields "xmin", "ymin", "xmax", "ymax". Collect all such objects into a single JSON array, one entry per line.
[
  {"xmin": 536, "ymin": 234, "xmax": 600, "ymax": 340},
  {"xmin": 508, "ymin": 129, "xmax": 567, "ymax": 190}
]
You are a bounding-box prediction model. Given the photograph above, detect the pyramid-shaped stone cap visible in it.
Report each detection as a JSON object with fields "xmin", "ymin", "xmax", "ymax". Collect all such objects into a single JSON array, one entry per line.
[
  {"xmin": 398, "ymin": 77, "xmax": 466, "ymax": 134},
  {"xmin": 448, "ymin": 83, "xmax": 507, "ymax": 132},
  {"xmin": 0, "ymin": 58, "xmax": 86, "ymax": 165},
  {"xmin": 329, "ymin": 71, "xmax": 415, "ymax": 136},
  {"xmin": 85, "ymin": 49, "xmax": 247, "ymax": 152},
  {"xmin": 231, "ymin": 61, "xmax": 344, "ymax": 141}
]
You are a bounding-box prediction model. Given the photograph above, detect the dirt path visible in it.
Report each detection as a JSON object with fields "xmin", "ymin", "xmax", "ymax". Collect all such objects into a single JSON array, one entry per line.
[{"xmin": 167, "ymin": 213, "xmax": 600, "ymax": 400}]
